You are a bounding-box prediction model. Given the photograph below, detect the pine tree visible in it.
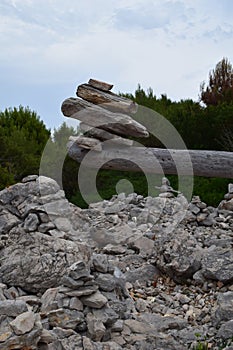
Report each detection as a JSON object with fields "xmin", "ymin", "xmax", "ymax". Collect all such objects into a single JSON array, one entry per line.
[
  {"xmin": 200, "ymin": 57, "xmax": 233, "ymax": 106},
  {"xmin": 0, "ymin": 106, "xmax": 50, "ymax": 188}
]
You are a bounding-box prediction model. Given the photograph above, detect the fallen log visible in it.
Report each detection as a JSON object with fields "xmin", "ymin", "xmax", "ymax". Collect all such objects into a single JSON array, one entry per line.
[
  {"xmin": 67, "ymin": 143, "xmax": 233, "ymax": 178},
  {"xmin": 61, "ymin": 97, "xmax": 148, "ymax": 138},
  {"xmin": 77, "ymin": 84, "xmax": 138, "ymax": 114}
]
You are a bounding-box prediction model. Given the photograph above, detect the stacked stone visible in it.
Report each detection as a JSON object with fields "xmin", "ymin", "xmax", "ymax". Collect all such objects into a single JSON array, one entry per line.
[
  {"xmin": 216, "ymin": 183, "xmax": 233, "ymax": 229},
  {"xmin": 0, "ymin": 176, "xmax": 131, "ymax": 349},
  {"xmin": 183, "ymin": 185, "xmax": 233, "ymax": 229},
  {"xmin": 1, "ymin": 177, "xmax": 233, "ymax": 349},
  {"xmin": 185, "ymin": 195, "xmax": 217, "ymax": 227},
  {"xmin": 61, "ymin": 78, "xmax": 149, "ymax": 153},
  {"xmin": 223, "ymin": 183, "xmax": 233, "ymax": 203}
]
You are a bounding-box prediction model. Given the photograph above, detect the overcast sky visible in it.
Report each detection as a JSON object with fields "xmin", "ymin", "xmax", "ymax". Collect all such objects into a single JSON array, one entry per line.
[{"xmin": 1, "ymin": 0, "xmax": 233, "ymax": 130}]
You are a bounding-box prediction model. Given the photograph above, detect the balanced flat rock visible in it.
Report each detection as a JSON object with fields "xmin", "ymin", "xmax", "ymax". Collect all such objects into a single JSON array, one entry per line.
[
  {"xmin": 80, "ymin": 123, "xmax": 134, "ymax": 147},
  {"xmin": 61, "ymin": 97, "xmax": 149, "ymax": 138},
  {"xmin": 69, "ymin": 135, "xmax": 102, "ymax": 152},
  {"xmin": 77, "ymin": 84, "xmax": 138, "ymax": 114},
  {"xmin": 88, "ymin": 79, "xmax": 113, "ymax": 91}
]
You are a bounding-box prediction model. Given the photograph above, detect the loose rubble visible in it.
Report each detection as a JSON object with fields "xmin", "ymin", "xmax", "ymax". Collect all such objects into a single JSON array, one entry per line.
[{"xmin": 0, "ymin": 175, "xmax": 233, "ymax": 349}]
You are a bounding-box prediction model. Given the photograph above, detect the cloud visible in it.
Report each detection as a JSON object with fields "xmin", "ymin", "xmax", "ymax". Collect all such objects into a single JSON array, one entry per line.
[
  {"xmin": 113, "ymin": 1, "xmax": 188, "ymax": 31},
  {"xmin": 0, "ymin": 0, "xmax": 233, "ymax": 128}
]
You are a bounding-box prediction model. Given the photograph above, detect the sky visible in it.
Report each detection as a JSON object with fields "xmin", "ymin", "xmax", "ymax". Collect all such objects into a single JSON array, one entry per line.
[{"xmin": 0, "ymin": 0, "xmax": 233, "ymax": 130}]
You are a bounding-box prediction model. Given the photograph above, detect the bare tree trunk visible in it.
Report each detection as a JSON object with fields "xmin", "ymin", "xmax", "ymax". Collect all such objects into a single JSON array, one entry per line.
[{"xmin": 68, "ymin": 143, "xmax": 233, "ymax": 178}]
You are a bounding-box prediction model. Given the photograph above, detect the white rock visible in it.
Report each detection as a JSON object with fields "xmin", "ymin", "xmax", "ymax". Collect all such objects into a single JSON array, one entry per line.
[{"xmin": 228, "ymin": 183, "xmax": 233, "ymax": 194}]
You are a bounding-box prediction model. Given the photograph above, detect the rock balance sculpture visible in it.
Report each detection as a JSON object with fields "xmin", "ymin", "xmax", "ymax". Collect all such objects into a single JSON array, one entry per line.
[
  {"xmin": 61, "ymin": 78, "xmax": 148, "ymax": 153},
  {"xmin": 62, "ymin": 79, "xmax": 233, "ymax": 178}
]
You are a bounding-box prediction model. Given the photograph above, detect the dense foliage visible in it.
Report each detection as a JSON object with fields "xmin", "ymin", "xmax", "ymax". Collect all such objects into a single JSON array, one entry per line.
[
  {"xmin": 39, "ymin": 122, "xmax": 80, "ymax": 198},
  {"xmin": 0, "ymin": 106, "xmax": 50, "ymax": 189},
  {"xmin": 200, "ymin": 57, "xmax": 233, "ymax": 106},
  {"xmin": 0, "ymin": 58, "xmax": 232, "ymax": 207}
]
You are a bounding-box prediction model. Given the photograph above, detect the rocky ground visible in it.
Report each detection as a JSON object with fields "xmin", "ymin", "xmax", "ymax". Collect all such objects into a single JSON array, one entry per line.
[{"xmin": 0, "ymin": 175, "xmax": 233, "ymax": 349}]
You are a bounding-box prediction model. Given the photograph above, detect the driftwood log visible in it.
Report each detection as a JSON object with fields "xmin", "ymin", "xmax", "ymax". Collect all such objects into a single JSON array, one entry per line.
[{"xmin": 67, "ymin": 143, "xmax": 233, "ymax": 179}]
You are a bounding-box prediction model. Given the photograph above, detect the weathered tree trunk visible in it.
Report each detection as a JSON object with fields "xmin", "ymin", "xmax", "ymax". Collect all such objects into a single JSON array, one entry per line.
[
  {"xmin": 67, "ymin": 143, "xmax": 233, "ymax": 178},
  {"xmin": 77, "ymin": 84, "xmax": 138, "ymax": 114}
]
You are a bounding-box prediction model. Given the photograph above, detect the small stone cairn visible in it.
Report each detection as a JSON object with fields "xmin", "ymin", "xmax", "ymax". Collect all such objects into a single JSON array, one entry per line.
[{"xmin": 219, "ymin": 183, "xmax": 233, "ymax": 211}]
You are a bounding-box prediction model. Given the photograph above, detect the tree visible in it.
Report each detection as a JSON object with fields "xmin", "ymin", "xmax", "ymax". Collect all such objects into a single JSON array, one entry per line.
[
  {"xmin": 40, "ymin": 122, "xmax": 81, "ymax": 198},
  {"xmin": 200, "ymin": 57, "xmax": 233, "ymax": 106},
  {"xmin": 0, "ymin": 106, "xmax": 50, "ymax": 188}
]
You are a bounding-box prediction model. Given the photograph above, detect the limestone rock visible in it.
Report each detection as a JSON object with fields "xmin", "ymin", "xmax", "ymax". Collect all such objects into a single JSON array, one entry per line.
[
  {"xmin": 201, "ymin": 247, "xmax": 233, "ymax": 283},
  {"xmin": 138, "ymin": 313, "xmax": 188, "ymax": 332},
  {"xmin": 127, "ymin": 236, "xmax": 154, "ymax": 257},
  {"xmin": 1, "ymin": 312, "xmax": 42, "ymax": 349},
  {"xmin": 60, "ymin": 285, "xmax": 98, "ymax": 297},
  {"xmin": 76, "ymin": 83, "xmax": 138, "ymax": 114},
  {"xmin": 0, "ymin": 229, "xmax": 91, "ymax": 293},
  {"xmin": 80, "ymin": 123, "xmax": 134, "ymax": 147},
  {"xmin": 215, "ymin": 292, "xmax": 233, "ymax": 325},
  {"xmin": 124, "ymin": 319, "xmax": 154, "ymax": 334},
  {"xmin": 154, "ymin": 228, "xmax": 203, "ymax": 283},
  {"xmin": 91, "ymin": 254, "xmax": 109, "ymax": 273},
  {"xmin": 124, "ymin": 264, "xmax": 159, "ymax": 285},
  {"xmin": 228, "ymin": 183, "xmax": 233, "ymax": 193},
  {"xmin": 68, "ymin": 260, "xmax": 91, "ymax": 281},
  {"xmin": 95, "ymin": 273, "xmax": 116, "ymax": 292},
  {"xmin": 10, "ymin": 311, "xmax": 36, "ymax": 335},
  {"xmin": 69, "ymin": 135, "xmax": 102, "ymax": 152},
  {"xmin": 92, "ymin": 306, "xmax": 118, "ymax": 327},
  {"xmin": 1, "ymin": 176, "xmax": 233, "ymax": 350},
  {"xmin": 40, "ymin": 288, "xmax": 59, "ymax": 313},
  {"xmin": 86, "ymin": 313, "xmax": 106, "ymax": 341},
  {"xmin": 217, "ymin": 320, "xmax": 233, "ymax": 340},
  {"xmin": 61, "ymin": 97, "xmax": 148, "ymax": 138},
  {"xmin": 88, "ymin": 78, "xmax": 113, "ymax": 91},
  {"xmin": 0, "ymin": 300, "xmax": 28, "ymax": 317},
  {"xmin": 0, "ymin": 210, "xmax": 21, "ymax": 234},
  {"xmin": 0, "ymin": 176, "xmax": 91, "ymax": 293},
  {"xmin": 81, "ymin": 291, "xmax": 108, "ymax": 309},
  {"xmin": 23, "ymin": 212, "xmax": 40, "ymax": 232},
  {"xmin": 47, "ymin": 308, "xmax": 85, "ymax": 329}
]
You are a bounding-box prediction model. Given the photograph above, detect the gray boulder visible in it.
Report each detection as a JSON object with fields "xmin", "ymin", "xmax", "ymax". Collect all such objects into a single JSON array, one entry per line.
[
  {"xmin": 0, "ymin": 176, "xmax": 91, "ymax": 293},
  {"xmin": 217, "ymin": 320, "xmax": 233, "ymax": 340},
  {"xmin": 0, "ymin": 300, "xmax": 27, "ymax": 317},
  {"xmin": 154, "ymin": 228, "xmax": 203, "ymax": 283},
  {"xmin": 215, "ymin": 292, "xmax": 233, "ymax": 325},
  {"xmin": 0, "ymin": 227, "xmax": 91, "ymax": 293},
  {"xmin": 201, "ymin": 246, "xmax": 233, "ymax": 284}
]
